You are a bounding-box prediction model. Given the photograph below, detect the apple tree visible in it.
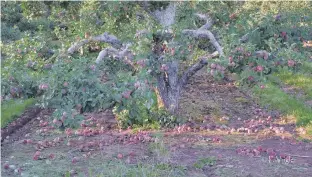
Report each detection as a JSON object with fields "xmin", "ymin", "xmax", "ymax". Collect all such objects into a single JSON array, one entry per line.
[{"xmin": 35, "ymin": 1, "xmax": 311, "ymax": 128}]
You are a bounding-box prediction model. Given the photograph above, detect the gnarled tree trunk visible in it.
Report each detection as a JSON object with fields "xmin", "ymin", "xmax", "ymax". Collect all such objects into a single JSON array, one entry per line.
[{"xmin": 156, "ymin": 61, "xmax": 181, "ymax": 114}]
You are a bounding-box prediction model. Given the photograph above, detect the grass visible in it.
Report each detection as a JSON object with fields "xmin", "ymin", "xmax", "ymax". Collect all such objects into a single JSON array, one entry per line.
[
  {"xmin": 252, "ymin": 83, "xmax": 312, "ymax": 133},
  {"xmin": 148, "ymin": 133, "xmax": 171, "ymax": 162},
  {"xmin": 75, "ymin": 160, "xmax": 186, "ymax": 177},
  {"xmin": 301, "ymin": 61, "xmax": 312, "ymax": 74},
  {"xmin": 274, "ymin": 70, "xmax": 312, "ymax": 99},
  {"xmin": 1, "ymin": 98, "xmax": 35, "ymax": 128},
  {"xmin": 193, "ymin": 157, "xmax": 216, "ymax": 169}
]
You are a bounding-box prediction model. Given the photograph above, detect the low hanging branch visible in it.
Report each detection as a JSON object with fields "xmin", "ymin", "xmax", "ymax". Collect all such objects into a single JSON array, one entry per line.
[
  {"xmin": 95, "ymin": 44, "xmax": 134, "ymax": 64},
  {"xmin": 67, "ymin": 32, "xmax": 122, "ymax": 55},
  {"xmin": 66, "ymin": 31, "xmax": 134, "ymax": 65},
  {"xmin": 182, "ymin": 13, "xmax": 223, "ymax": 56},
  {"xmin": 178, "ymin": 13, "xmax": 222, "ymax": 86},
  {"xmin": 195, "ymin": 13, "xmax": 214, "ymax": 30},
  {"xmin": 182, "ymin": 29, "xmax": 223, "ymax": 56}
]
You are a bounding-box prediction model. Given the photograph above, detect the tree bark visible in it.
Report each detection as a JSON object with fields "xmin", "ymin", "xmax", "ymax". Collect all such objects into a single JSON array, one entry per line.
[{"xmin": 157, "ymin": 61, "xmax": 181, "ymax": 114}]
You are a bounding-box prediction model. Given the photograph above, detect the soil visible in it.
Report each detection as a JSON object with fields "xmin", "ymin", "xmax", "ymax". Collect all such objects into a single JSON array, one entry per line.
[{"xmin": 1, "ymin": 67, "xmax": 312, "ymax": 177}]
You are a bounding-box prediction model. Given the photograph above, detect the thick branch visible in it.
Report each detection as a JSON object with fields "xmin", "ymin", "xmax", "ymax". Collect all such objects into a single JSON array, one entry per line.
[
  {"xmin": 182, "ymin": 29, "xmax": 223, "ymax": 56},
  {"xmin": 95, "ymin": 48, "xmax": 118, "ymax": 64},
  {"xmin": 95, "ymin": 46, "xmax": 134, "ymax": 64},
  {"xmin": 195, "ymin": 13, "xmax": 213, "ymax": 30},
  {"xmin": 179, "ymin": 51, "xmax": 219, "ymax": 86},
  {"xmin": 67, "ymin": 32, "xmax": 122, "ymax": 54}
]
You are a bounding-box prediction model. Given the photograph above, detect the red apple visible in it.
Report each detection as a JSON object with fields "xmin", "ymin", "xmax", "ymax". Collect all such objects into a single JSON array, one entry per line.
[
  {"xmin": 256, "ymin": 65, "xmax": 264, "ymax": 72},
  {"xmin": 228, "ymin": 56, "xmax": 233, "ymax": 63},
  {"xmin": 117, "ymin": 153, "xmax": 123, "ymax": 159},
  {"xmin": 287, "ymin": 59, "xmax": 295, "ymax": 67},
  {"xmin": 210, "ymin": 63, "xmax": 217, "ymax": 69},
  {"xmin": 72, "ymin": 157, "xmax": 78, "ymax": 164},
  {"xmin": 229, "ymin": 13, "xmax": 237, "ymax": 20},
  {"xmin": 4, "ymin": 163, "xmax": 9, "ymax": 169},
  {"xmin": 49, "ymin": 153, "xmax": 55, "ymax": 159},
  {"xmin": 63, "ymin": 82, "xmax": 68, "ymax": 87}
]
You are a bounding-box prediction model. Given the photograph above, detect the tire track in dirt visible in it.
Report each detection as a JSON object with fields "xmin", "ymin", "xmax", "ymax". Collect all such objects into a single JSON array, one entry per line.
[{"xmin": 1, "ymin": 107, "xmax": 42, "ymax": 142}]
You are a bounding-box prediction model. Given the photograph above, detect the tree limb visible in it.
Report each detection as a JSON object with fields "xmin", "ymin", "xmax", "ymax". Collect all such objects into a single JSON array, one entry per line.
[
  {"xmin": 179, "ymin": 51, "xmax": 219, "ymax": 86},
  {"xmin": 195, "ymin": 13, "xmax": 213, "ymax": 30},
  {"xmin": 181, "ymin": 12, "xmax": 223, "ymax": 56},
  {"xmin": 182, "ymin": 29, "xmax": 223, "ymax": 56},
  {"xmin": 67, "ymin": 32, "xmax": 122, "ymax": 55},
  {"xmin": 95, "ymin": 48, "xmax": 118, "ymax": 64},
  {"xmin": 95, "ymin": 46, "xmax": 134, "ymax": 64}
]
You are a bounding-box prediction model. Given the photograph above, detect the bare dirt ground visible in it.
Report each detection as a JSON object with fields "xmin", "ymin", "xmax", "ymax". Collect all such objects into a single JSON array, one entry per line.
[{"xmin": 1, "ymin": 67, "xmax": 312, "ymax": 177}]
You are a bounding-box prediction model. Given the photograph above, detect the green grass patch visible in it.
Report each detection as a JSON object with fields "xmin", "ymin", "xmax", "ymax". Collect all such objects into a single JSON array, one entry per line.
[
  {"xmin": 72, "ymin": 160, "xmax": 186, "ymax": 177},
  {"xmin": 131, "ymin": 122, "xmax": 161, "ymax": 133},
  {"xmin": 274, "ymin": 70, "xmax": 312, "ymax": 99},
  {"xmin": 1, "ymin": 98, "xmax": 35, "ymax": 128},
  {"xmin": 252, "ymin": 83, "xmax": 312, "ymax": 128},
  {"xmin": 193, "ymin": 157, "xmax": 217, "ymax": 169},
  {"xmin": 301, "ymin": 61, "xmax": 312, "ymax": 75}
]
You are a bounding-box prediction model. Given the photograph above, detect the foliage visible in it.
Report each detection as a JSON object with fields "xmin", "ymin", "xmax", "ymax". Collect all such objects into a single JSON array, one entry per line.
[
  {"xmin": 1, "ymin": 1, "xmax": 55, "ymax": 42},
  {"xmin": 211, "ymin": 1, "xmax": 312, "ymax": 85},
  {"xmin": 216, "ymin": 40, "xmax": 306, "ymax": 85},
  {"xmin": 1, "ymin": 31, "xmax": 56, "ymax": 99},
  {"xmin": 1, "ymin": 64, "xmax": 42, "ymax": 99},
  {"xmin": 1, "ymin": 2, "xmax": 23, "ymax": 42},
  {"xmin": 1, "ymin": 32, "xmax": 55, "ymax": 70},
  {"xmin": 20, "ymin": 1, "xmax": 49, "ymax": 18},
  {"xmin": 38, "ymin": 57, "xmax": 111, "ymax": 127},
  {"xmin": 50, "ymin": 108, "xmax": 84, "ymax": 129},
  {"xmin": 110, "ymin": 68, "xmax": 159, "ymax": 128},
  {"xmin": 1, "ymin": 23, "xmax": 21, "ymax": 42},
  {"xmin": 113, "ymin": 98, "xmax": 156, "ymax": 129},
  {"xmin": 1, "ymin": 98, "xmax": 35, "ymax": 128},
  {"xmin": 152, "ymin": 109, "xmax": 180, "ymax": 128}
]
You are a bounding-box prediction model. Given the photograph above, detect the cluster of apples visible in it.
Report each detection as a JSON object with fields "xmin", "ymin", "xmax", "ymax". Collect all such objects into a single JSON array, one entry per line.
[
  {"xmin": 236, "ymin": 146, "xmax": 292, "ymax": 163},
  {"xmin": 3, "ymin": 162, "xmax": 22, "ymax": 175}
]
